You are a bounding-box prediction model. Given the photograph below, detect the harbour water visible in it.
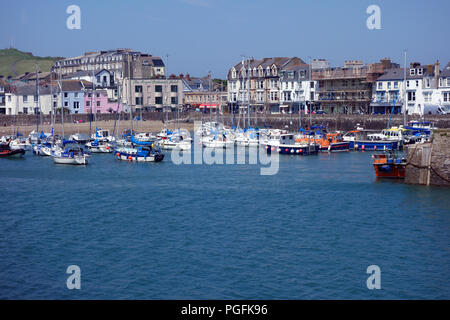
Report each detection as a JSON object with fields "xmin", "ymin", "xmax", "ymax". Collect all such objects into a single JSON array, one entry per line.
[{"xmin": 0, "ymin": 150, "xmax": 449, "ymax": 299}]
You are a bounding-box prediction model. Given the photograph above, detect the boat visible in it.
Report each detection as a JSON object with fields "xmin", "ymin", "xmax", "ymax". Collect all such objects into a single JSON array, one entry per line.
[
  {"xmin": 266, "ymin": 133, "xmax": 319, "ymax": 155},
  {"xmin": 52, "ymin": 141, "xmax": 88, "ymax": 165},
  {"xmin": 202, "ymin": 132, "xmax": 234, "ymax": 148},
  {"xmin": 353, "ymin": 130, "xmax": 400, "ymax": 151},
  {"xmin": 9, "ymin": 137, "xmax": 33, "ymax": 151},
  {"xmin": 372, "ymin": 152, "xmax": 406, "ymax": 178},
  {"xmin": 297, "ymin": 132, "xmax": 350, "ymax": 152},
  {"xmin": 91, "ymin": 128, "xmax": 116, "ymax": 142},
  {"xmin": 69, "ymin": 133, "xmax": 91, "ymax": 144},
  {"xmin": 158, "ymin": 134, "xmax": 192, "ymax": 150},
  {"xmin": 33, "ymin": 141, "xmax": 54, "ymax": 156},
  {"xmin": 85, "ymin": 139, "xmax": 114, "ymax": 153},
  {"xmin": 115, "ymin": 145, "xmax": 164, "ymax": 162},
  {"xmin": 0, "ymin": 143, "xmax": 25, "ymax": 158}
]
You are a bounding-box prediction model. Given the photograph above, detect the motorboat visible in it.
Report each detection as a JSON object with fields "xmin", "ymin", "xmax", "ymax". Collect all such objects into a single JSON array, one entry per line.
[
  {"xmin": 266, "ymin": 133, "xmax": 319, "ymax": 155},
  {"xmin": 115, "ymin": 145, "xmax": 164, "ymax": 162},
  {"xmin": 372, "ymin": 151, "xmax": 406, "ymax": 178},
  {"xmin": 85, "ymin": 139, "xmax": 114, "ymax": 153},
  {"xmin": 0, "ymin": 143, "xmax": 25, "ymax": 158}
]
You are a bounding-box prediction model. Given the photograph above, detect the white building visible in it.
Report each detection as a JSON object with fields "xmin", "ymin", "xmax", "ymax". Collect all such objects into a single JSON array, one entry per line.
[
  {"xmin": 5, "ymin": 85, "xmax": 53, "ymax": 115},
  {"xmin": 279, "ymin": 65, "xmax": 318, "ymax": 114},
  {"xmin": 371, "ymin": 61, "xmax": 446, "ymax": 115}
]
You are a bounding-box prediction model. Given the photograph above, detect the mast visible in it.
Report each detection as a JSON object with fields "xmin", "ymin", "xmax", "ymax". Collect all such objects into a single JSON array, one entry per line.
[
  {"xmin": 247, "ymin": 58, "xmax": 250, "ymax": 128},
  {"xmin": 35, "ymin": 64, "xmax": 40, "ymax": 133},
  {"xmin": 50, "ymin": 70, "xmax": 54, "ymax": 142},
  {"xmin": 113, "ymin": 78, "xmax": 120, "ymax": 137},
  {"xmin": 128, "ymin": 53, "xmax": 133, "ymax": 132},
  {"xmin": 59, "ymin": 65, "xmax": 64, "ymax": 139},
  {"xmin": 403, "ymin": 50, "xmax": 407, "ymax": 126}
]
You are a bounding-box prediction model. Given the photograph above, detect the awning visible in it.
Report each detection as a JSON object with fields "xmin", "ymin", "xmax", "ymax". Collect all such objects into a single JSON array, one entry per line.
[{"xmin": 199, "ymin": 104, "xmax": 219, "ymax": 109}]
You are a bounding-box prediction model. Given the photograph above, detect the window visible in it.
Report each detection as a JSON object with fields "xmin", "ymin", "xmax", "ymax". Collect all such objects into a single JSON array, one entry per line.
[
  {"xmin": 443, "ymin": 92, "xmax": 449, "ymax": 102},
  {"xmin": 155, "ymin": 97, "xmax": 162, "ymax": 104},
  {"xmin": 64, "ymin": 92, "xmax": 68, "ymax": 98},
  {"xmin": 410, "ymin": 69, "xmax": 415, "ymax": 76},
  {"xmin": 417, "ymin": 68, "xmax": 423, "ymax": 75},
  {"xmin": 394, "ymin": 81, "xmax": 398, "ymax": 89},
  {"xmin": 310, "ymin": 82, "xmax": 314, "ymax": 89},
  {"xmin": 377, "ymin": 82, "xmax": 382, "ymax": 89},
  {"xmin": 171, "ymin": 85, "xmax": 178, "ymax": 93},
  {"xmin": 34, "ymin": 95, "xmax": 38, "ymax": 102},
  {"xmin": 424, "ymin": 92, "xmax": 431, "ymax": 102},
  {"xmin": 406, "ymin": 81, "xmax": 410, "ymax": 88},
  {"xmin": 86, "ymin": 101, "xmax": 90, "ymax": 106},
  {"xmin": 23, "ymin": 95, "xmax": 28, "ymax": 102},
  {"xmin": 97, "ymin": 101, "xmax": 100, "ymax": 107},
  {"xmin": 23, "ymin": 108, "xmax": 28, "ymax": 114},
  {"xmin": 416, "ymin": 80, "xmax": 419, "ymax": 87},
  {"xmin": 171, "ymin": 97, "xmax": 177, "ymax": 104},
  {"xmin": 74, "ymin": 102, "xmax": 80, "ymax": 109},
  {"xmin": 74, "ymin": 93, "xmax": 78, "ymax": 98},
  {"xmin": 64, "ymin": 101, "xmax": 68, "ymax": 107},
  {"xmin": 387, "ymin": 82, "xmax": 391, "ymax": 89},
  {"xmin": 155, "ymin": 85, "xmax": 162, "ymax": 92},
  {"xmin": 135, "ymin": 85, "xmax": 143, "ymax": 93},
  {"xmin": 407, "ymin": 91, "xmax": 416, "ymax": 101}
]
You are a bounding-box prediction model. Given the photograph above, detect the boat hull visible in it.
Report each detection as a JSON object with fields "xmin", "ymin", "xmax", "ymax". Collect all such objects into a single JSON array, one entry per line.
[
  {"xmin": 373, "ymin": 163, "xmax": 406, "ymax": 178},
  {"xmin": 355, "ymin": 140, "xmax": 399, "ymax": 151},
  {"xmin": 53, "ymin": 155, "xmax": 88, "ymax": 165},
  {"xmin": 266, "ymin": 144, "xmax": 319, "ymax": 155},
  {"xmin": 0, "ymin": 149, "xmax": 25, "ymax": 158},
  {"xmin": 320, "ymin": 142, "xmax": 350, "ymax": 152},
  {"xmin": 116, "ymin": 152, "xmax": 164, "ymax": 162}
]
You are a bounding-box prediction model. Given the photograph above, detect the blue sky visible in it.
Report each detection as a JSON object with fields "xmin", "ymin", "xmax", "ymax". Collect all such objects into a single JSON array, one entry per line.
[{"xmin": 1, "ymin": 0, "xmax": 449, "ymax": 78}]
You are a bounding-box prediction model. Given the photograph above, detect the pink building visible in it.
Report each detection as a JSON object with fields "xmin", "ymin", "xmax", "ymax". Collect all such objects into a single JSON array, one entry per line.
[{"xmin": 84, "ymin": 89, "xmax": 122, "ymax": 113}]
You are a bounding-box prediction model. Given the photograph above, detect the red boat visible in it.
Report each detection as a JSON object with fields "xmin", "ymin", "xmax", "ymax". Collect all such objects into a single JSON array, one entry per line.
[
  {"xmin": 0, "ymin": 143, "xmax": 25, "ymax": 158},
  {"xmin": 372, "ymin": 152, "xmax": 406, "ymax": 178}
]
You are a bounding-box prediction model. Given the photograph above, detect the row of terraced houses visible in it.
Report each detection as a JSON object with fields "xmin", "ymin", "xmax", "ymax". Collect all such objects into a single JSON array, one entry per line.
[
  {"xmin": 227, "ymin": 57, "xmax": 450, "ymax": 115},
  {"xmin": 1, "ymin": 48, "xmax": 449, "ymax": 116}
]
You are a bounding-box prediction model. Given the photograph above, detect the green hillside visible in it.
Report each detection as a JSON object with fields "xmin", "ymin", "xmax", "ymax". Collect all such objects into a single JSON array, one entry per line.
[{"xmin": 0, "ymin": 48, "xmax": 63, "ymax": 78}]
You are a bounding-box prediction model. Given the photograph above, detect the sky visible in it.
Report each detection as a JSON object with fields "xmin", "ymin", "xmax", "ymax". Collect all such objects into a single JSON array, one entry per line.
[{"xmin": 1, "ymin": 0, "xmax": 449, "ymax": 78}]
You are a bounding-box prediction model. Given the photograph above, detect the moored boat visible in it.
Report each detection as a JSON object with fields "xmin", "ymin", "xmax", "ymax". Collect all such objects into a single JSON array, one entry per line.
[
  {"xmin": 266, "ymin": 133, "xmax": 319, "ymax": 155},
  {"xmin": 0, "ymin": 143, "xmax": 25, "ymax": 158},
  {"xmin": 372, "ymin": 152, "xmax": 406, "ymax": 178},
  {"xmin": 52, "ymin": 141, "xmax": 88, "ymax": 165},
  {"xmin": 115, "ymin": 145, "xmax": 164, "ymax": 162}
]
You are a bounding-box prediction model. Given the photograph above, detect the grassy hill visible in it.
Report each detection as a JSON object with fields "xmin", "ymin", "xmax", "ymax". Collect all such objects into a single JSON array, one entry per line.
[{"xmin": 0, "ymin": 48, "xmax": 63, "ymax": 78}]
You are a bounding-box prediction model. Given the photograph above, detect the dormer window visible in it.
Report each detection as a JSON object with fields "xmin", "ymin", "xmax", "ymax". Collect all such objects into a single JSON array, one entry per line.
[
  {"xmin": 231, "ymin": 68, "xmax": 236, "ymax": 79},
  {"xmin": 266, "ymin": 67, "xmax": 270, "ymax": 76},
  {"xmin": 417, "ymin": 68, "xmax": 423, "ymax": 75},
  {"xmin": 272, "ymin": 66, "xmax": 277, "ymax": 76},
  {"xmin": 253, "ymin": 68, "xmax": 257, "ymax": 76},
  {"xmin": 410, "ymin": 69, "xmax": 416, "ymax": 76},
  {"xmin": 258, "ymin": 66, "xmax": 263, "ymax": 77}
]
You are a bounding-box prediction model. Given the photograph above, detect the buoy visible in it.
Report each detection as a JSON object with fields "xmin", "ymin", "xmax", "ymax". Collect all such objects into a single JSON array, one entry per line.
[
  {"xmin": 106, "ymin": 146, "xmax": 110, "ymax": 150},
  {"xmin": 362, "ymin": 145, "xmax": 365, "ymax": 151},
  {"xmin": 271, "ymin": 147, "xmax": 275, "ymax": 151},
  {"xmin": 299, "ymin": 148, "xmax": 303, "ymax": 153},
  {"xmin": 374, "ymin": 145, "xmax": 377, "ymax": 151},
  {"xmin": 128, "ymin": 156, "xmax": 132, "ymax": 161},
  {"xmin": 116, "ymin": 152, "xmax": 120, "ymax": 157},
  {"xmin": 285, "ymin": 148, "xmax": 289, "ymax": 152}
]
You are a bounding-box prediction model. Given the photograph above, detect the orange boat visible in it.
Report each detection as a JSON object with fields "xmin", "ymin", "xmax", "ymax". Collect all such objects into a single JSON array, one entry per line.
[
  {"xmin": 296, "ymin": 132, "xmax": 350, "ymax": 152},
  {"xmin": 372, "ymin": 152, "xmax": 406, "ymax": 178}
]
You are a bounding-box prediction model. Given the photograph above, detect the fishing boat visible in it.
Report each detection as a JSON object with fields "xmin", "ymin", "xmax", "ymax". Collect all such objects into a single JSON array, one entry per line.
[
  {"xmin": 297, "ymin": 132, "xmax": 350, "ymax": 152},
  {"xmin": 372, "ymin": 152, "xmax": 406, "ymax": 178},
  {"xmin": 85, "ymin": 139, "xmax": 114, "ymax": 153},
  {"xmin": 115, "ymin": 145, "xmax": 164, "ymax": 162},
  {"xmin": 0, "ymin": 143, "xmax": 25, "ymax": 158},
  {"xmin": 266, "ymin": 133, "xmax": 319, "ymax": 155},
  {"xmin": 52, "ymin": 141, "xmax": 88, "ymax": 165},
  {"xmin": 353, "ymin": 130, "xmax": 400, "ymax": 151}
]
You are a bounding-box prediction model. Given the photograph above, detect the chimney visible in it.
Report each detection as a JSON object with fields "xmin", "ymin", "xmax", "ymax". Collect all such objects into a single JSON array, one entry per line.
[
  {"xmin": 186, "ymin": 73, "xmax": 190, "ymax": 81},
  {"xmin": 435, "ymin": 60, "xmax": 440, "ymax": 88},
  {"xmin": 179, "ymin": 73, "xmax": 184, "ymax": 79}
]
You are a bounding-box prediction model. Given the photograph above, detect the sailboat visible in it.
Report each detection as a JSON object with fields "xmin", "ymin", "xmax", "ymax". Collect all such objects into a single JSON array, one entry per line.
[{"xmin": 51, "ymin": 66, "xmax": 88, "ymax": 165}]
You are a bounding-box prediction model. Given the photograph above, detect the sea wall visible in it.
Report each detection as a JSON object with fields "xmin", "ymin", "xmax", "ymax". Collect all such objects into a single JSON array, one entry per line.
[
  {"xmin": 405, "ymin": 130, "xmax": 450, "ymax": 187},
  {"xmin": 1, "ymin": 112, "xmax": 449, "ymax": 132}
]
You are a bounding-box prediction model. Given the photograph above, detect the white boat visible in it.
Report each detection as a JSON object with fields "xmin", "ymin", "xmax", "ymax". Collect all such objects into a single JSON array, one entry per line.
[
  {"xmin": 115, "ymin": 146, "xmax": 164, "ymax": 162},
  {"xmin": 202, "ymin": 133, "xmax": 234, "ymax": 148},
  {"xmin": 10, "ymin": 138, "xmax": 32, "ymax": 151},
  {"xmin": 92, "ymin": 129, "xmax": 116, "ymax": 142},
  {"xmin": 85, "ymin": 139, "xmax": 114, "ymax": 153},
  {"xmin": 52, "ymin": 142, "xmax": 88, "ymax": 165}
]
